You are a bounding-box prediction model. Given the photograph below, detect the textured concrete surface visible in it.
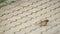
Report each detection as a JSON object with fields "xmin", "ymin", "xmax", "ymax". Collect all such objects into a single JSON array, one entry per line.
[{"xmin": 0, "ymin": 0, "xmax": 60, "ymax": 34}]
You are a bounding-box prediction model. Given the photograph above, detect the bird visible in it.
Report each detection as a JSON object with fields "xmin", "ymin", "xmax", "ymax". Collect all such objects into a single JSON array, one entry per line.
[{"xmin": 38, "ymin": 19, "xmax": 49, "ymax": 27}]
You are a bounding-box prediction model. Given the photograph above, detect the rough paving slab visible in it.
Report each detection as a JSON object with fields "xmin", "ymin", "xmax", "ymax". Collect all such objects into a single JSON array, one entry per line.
[{"xmin": 0, "ymin": 0, "xmax": 60, "ymax": 34}]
